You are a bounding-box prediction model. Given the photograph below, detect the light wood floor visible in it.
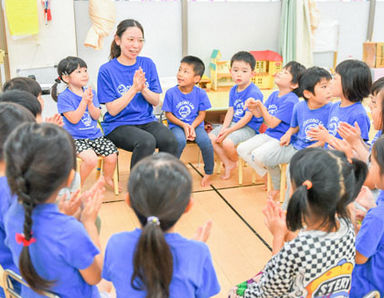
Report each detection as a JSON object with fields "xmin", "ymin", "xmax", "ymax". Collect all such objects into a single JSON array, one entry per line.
[{"xmin": 87, "ymin": 146, "xmax": 272, "ymax": 298}]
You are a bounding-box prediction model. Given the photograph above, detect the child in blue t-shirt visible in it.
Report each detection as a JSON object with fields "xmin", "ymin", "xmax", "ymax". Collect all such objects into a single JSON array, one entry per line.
[
  {"xmin": 162, "ymin": 56, "xmax": 214, "ymax": 186},
  {"xmin": 209, "ymin": 51, "xmax": 264, "ymax": 180},
  {"xmin": 103, "ymin": 153, "xmax": 220, "ymax": 297},
  {"xmin": 237, "ymin": 61, "xmax": 305, "ymax": 190},
  {"xmin": 265, "ymin": 67, "xmax": 332, "ymax": 202},
  {"xmin": 52, "ymin": 56, "xmax": 118, "ymax": 189},
  {"xmin": 4, "ymin": 123, "xmax": 105, "ymax": 298},
  {"xmin": 308, "ymin": 60, "xmax": 371, "ymax": 147},
  {"xmin": 0, "ymin": 103, "xmax": 35, "ymax": 297},
  {"xmin": 350, "ymin": 137, "xmax": 384, "ymax": 297}
]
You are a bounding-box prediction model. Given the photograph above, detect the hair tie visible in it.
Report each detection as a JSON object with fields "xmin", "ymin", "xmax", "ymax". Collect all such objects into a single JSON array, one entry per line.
[
  {"xmin": 55, "ymin": 76, "xmax": 61, "ymax": 84},
  {"xmin": 302, "ymin": 180, "xmax": 312, "ymax": 190},
  {"xmin": 15, "ymin": 233, "xmax": 36, "ymax": 247},
  {"xmin": 147, "ymin": 216, "xmax": 160, "ymax": 226}
]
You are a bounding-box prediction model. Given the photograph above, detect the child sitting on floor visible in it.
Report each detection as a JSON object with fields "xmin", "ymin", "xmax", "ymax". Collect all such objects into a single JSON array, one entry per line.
[{"xmin": 162, "ymin": 56, "xmax": 214, "ymax": 186}]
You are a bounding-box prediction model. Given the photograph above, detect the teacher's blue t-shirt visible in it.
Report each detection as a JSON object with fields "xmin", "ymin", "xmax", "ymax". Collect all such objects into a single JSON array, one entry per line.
[
  {"xmin": 57, "ymin": 88, "xmax": 102, "ymax": 140},
  {"xmin": 162, "ymin": 86, "xmax": 211, "ymax": 129},
  {"xmin": 97, "ymin": 57, "xmax": 162, "ymax": 135},
  {"xmin": 327, "ymin": 102, "xmax": 370, "ymax": 141},
  {"xmin": 264, "ymin": 91, "xmax": 299, "ymax": 140},
  {"xmin": 229, "ymin": 83, "xmax": 264, "ymax": 132},
  {"xmin": 291, "ymin": 101, "xmax": 332, "ymax": 150}
]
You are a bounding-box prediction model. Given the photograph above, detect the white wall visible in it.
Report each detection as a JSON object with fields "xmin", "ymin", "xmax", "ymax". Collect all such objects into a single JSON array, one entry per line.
[
  {"xmin": 4, "ymin": 0, "xmax": 77, "ymax": 79},
  {"xmin": 74, "ymin": 0, "xmax": 182, "ymax": 86},
  {"xmin": 188, "ymin": 1, "xmax": 281, "ymax": 70}
]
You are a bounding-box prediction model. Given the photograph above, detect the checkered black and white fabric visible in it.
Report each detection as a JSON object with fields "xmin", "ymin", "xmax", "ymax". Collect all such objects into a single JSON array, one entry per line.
[{"xmin": 244, "ymin": 219, "xmax": 355, "ymax": 298}]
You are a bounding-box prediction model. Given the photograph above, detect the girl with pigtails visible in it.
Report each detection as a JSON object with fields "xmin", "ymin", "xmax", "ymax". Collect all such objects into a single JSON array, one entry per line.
[
  {"xmin": 4, "ymin": 123, "xmax": 105, "ymax": 297},
  {"xmin": 102, "ymin": 153, "xmax": 220, "ymax": 297},
  {"xmin": 229, "ymin": 147, "xmax": 367, "ymax": 297}
]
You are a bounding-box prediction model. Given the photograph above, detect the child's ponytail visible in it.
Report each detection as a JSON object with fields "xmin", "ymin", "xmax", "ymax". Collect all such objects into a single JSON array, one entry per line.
[
  {"xmin": 132, "ymin": 216, "xmax": 173, "ymax": 298},
  {"xmin": 128, "ymin": 153, "xmax": 192, "ymax": 297},
  {"xmin": 286, "ymin": 184, "xmax": 309, "ymax": 231},
  {"xmin": 50, "ymin": 77, "xmax": 61, "ymax": 102},
  {"xmin": 4, "ymin": 123, "xmax": 76, "ymax": 294}
]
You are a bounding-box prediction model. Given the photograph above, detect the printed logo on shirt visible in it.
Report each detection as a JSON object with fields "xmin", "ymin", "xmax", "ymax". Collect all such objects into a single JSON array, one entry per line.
[
  {"xmin": 176, "ymin": 101, "xmax": 195, "ymax": 119},
  {"xmin": 267, "ymin": 104, "xmax": 278, "ymax": 115},
  {"xmin": 293, "ymin": 259, "xmax": 353, "ymax": 297},
  {"xmin": 116, "ymin": 82, "xmax": 150, "ymax": 95},
  {"xmin": 81, "ymin": 112, "xmax": 92, "ymax": 127},
  {"xmin": 233, "ymin": 99, "xmax": 245, "ymax": 118},
  {"xmin": 328, "ymin": 116, "xmax": 339, "ymax": 136},
  {"xmin": 303, "ymin": 119, "xmax": 324, "ymax": 141}
]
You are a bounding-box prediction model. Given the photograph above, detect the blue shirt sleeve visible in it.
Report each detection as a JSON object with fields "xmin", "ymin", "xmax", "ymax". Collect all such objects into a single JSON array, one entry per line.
[
  {"xmin": 356, "ymin": 209, "xmax": 384, "ymax": 258},
  {"xmin": 274, "ymin": 97, "xmax": 297, "ymax": 124},
  {"xmin": 198, "ymin": 89, "xmax": 211, "ymax": 111},
  {"xmin": 97, "ymin": 67, "xmax": 118, "ymax": 104},
  {"xmin": 60, "ymin": 219, "xmax": 100, "ymax": 270},
  {"xmin": 161, "ymin": 89, "xmax": 173, "ymax": 112},
  {"xmin": 57, "ymin": 91, "xmax": 76, "ymax": 114},
  {"xmin": 290, "ymin": 103, "xmax": 300, "ymax": 128},
  {"xmin": 195, "ymin": 244, "xmax": 220, "ymax": 298}
]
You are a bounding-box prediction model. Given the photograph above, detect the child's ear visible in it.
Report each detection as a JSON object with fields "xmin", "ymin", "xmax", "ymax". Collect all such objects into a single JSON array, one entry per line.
[
  {"xmin": 61, "ymin": 75, "xmax": 69, "ymax": 84},
  {"xmin": 290, "ymin": 82, "xmax": 299, "ymax": 90},
  {"xmin": 194, "ymin": 75, "xmax": 201, "ymax": 84},
  {"xmin": 184, "ymin": 197, "xmax": 194, "ymax": 214},
  {"xmin": 303, "ymin": 90, "xmax": 312, "ymax": 100},
  {"xmin": 66, "ymin": 169, "xmax": 75, "ymax": 188}
]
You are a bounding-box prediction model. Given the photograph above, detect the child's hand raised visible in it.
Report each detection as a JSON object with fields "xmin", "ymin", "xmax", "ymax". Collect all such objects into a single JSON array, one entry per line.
[
  {"xmin": 244, "ymin": 98, "xmax": 262, "ymax": 117},
  {"xmin": 338, "ymin": 122, "xmax": 362, "ymax": 146},
  {"xmin": 307, "ymin": 124, "xmax": 330, "ymax": 142},
  {"xmin": 327, "ymin": 137, "xmax": 354, "ymax": 162},
  {"xmin": 193, "ymin": 220, "xmax": 212, "ymax": 242},
  {"xmin": 82, "ymin": 87, "xmax": 93, "ymax": 105},
  {"xmin": 80, "ymin": 177, "xmax": 105, "ymax": 225},
  {"xmin": 58, "ymin": 189, "xmax": 82, "ymax": 216},
  {"xmin": 45, "ymin": 113, "xmax": 64, "ymax": 127},
  {"xmin": 262, "ymin": 199, "xmax": 287, "ymax": 238}
]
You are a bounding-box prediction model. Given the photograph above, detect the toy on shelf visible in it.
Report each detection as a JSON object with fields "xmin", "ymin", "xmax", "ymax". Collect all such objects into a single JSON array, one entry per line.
[
  {"xmin": 209, "ymin": 49, "xmax": 234, "ymax": 91},
  {"xmin": 198, "ymin": 75, "xmax": 211, "ymax": 90},
  {"xmin": 250, "ymin": 50, "xmax": 283, "ymax": 89}
]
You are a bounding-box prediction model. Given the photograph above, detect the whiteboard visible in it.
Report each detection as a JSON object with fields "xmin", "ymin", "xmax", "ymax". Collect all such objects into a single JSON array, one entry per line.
[{"xmin": 74, "ymin": 0, "xmax": 182, "ymax": 88}]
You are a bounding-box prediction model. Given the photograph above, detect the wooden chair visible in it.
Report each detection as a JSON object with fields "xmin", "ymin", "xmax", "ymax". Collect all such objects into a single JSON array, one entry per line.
[
  {"xmin": 267, "ymin": 163, "xmax": 287, "ymax": 203},
  {"xmin": 76, "ymin": 157, "xmax": 119, "ymax": 196},
  {"xmin": 3, "ymin": 269, "xmax": 59, "ymax": 298},
  {"xmin": 214, "ymin": 157, "xmax": 256, "ymax": 185}
]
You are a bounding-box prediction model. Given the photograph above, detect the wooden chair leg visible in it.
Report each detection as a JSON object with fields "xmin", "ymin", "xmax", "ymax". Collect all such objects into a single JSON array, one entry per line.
[
  {"xmin": 238, "ymin": 159, "xmax": 243, "ymax": 185},
  {"xmin": 96, "ymin": 157, "xmax": 103, "ymax": 179},
  {"xmin": 267, "ymin": 171, "xmax": 272, "ymax": 192},
  {"xmin": 280, "ymin": 163, "xmax": 287, "ymax": 203},
  {"xmin": 113, "ymin": 165, "xmax": 119, "ymax": 196}
]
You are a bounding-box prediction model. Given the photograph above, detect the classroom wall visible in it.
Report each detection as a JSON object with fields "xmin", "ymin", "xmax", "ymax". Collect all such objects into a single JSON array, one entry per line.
[{"xmin": 3, "ymin": 0, "xmax": 77, "ymax": 79}]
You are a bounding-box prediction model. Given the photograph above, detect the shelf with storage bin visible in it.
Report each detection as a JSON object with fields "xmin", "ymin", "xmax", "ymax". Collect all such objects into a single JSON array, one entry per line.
[{"xmin": 209, "ymin": 49, "xmax": 234, "ymax": 90}]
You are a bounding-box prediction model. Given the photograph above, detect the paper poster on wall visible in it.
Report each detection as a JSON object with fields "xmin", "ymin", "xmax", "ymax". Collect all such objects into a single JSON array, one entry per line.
[
  {"xmin": 5, "ymin": 0, "xmax": 39, "ymax": 36},
  {"xmin": 313, "ymin": 19, "xmax": 339, "ymax": 52}
]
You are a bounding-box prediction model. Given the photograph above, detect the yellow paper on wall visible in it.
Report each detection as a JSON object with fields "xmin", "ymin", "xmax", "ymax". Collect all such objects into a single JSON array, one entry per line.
[{"xmin": 5, "ymin": 0, "xmax": 39, "ymax": 36}]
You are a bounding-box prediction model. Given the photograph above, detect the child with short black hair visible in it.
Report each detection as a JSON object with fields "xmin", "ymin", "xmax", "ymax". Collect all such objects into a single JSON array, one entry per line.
[
  {"xmin": 209, "ymin": 51, "xmax": 264, "ymax": 179},
  {"xmin": 103, "ymin": 153, "xmax": 220, "ymax": 297},
  {"xmin": 4, "ymin": 123, "xmax": 104, "ymax": 297},
  {"xmin": 237, "ymin": 61, "xmax": 305, "ymax": 190},
  {"xmin": 350, "ymin": 137, "xmax": 384, "ymax": 296},
  {"xmin": 52, "ymin": 56, "xmax": 118, "ymax": 188},
  {"xmin": 308, "ymin": 59, "xmax": 371, "ymax": 146},
  {"xmin": 229, "ymin": 147, "xmax": 367, "ymax": 297},
  {"xmin": 162, "ymin": 55, "xmax": 214, "ymax": 186},
  {"xmin": 0, "ymin": 90, "xmax": 42, "ymax": 119},
  {"xmin": 264, "ymin": 67, "xmax": 333, "ymax": 200}
]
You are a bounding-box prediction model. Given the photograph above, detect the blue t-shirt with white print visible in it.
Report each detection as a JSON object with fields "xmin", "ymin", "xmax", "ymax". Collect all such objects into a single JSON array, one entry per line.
[
  {"xmin": 57, "ymin": 88, "xmax": 102, "ymax": 140},
  {"xmin": 162, "ymin": 86, "xmax": 211, "ymax": 129},
  {"xmin": 229, "ymin": 83, "xmax": 264, "ymax": 132},
  {"xmin": 264, "ymin": 91, "xmax": 299, "ymax": 140},
  {"xmin": 97, "ymin": 57, "xmax": 162, "ymax": 136},
  {"xmin": 290, "ymin": 101, "xmax": 332, "ymax": 150},
  {"xmin": 327, "ymin": 102, "xmax": 370, "ymax": 142}
]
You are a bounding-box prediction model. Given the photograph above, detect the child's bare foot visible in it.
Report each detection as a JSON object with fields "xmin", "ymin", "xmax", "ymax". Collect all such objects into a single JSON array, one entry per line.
[
  {"xmin": 105, "ymin": 177, "xmax": 122, "ymax": 192},
  {"xmin": 221, "ymin": 160, "xmax": 237, "ymax": 180},
  {"xmin": 201, "ymin": 174, "xmax": 212, "ymax": 187}
]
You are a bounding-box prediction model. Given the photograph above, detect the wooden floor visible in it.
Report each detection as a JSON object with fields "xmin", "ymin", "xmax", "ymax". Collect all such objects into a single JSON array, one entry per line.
[{"xmin": 89, "ymin": 145, "xmax": 272, "ymax": 298}]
